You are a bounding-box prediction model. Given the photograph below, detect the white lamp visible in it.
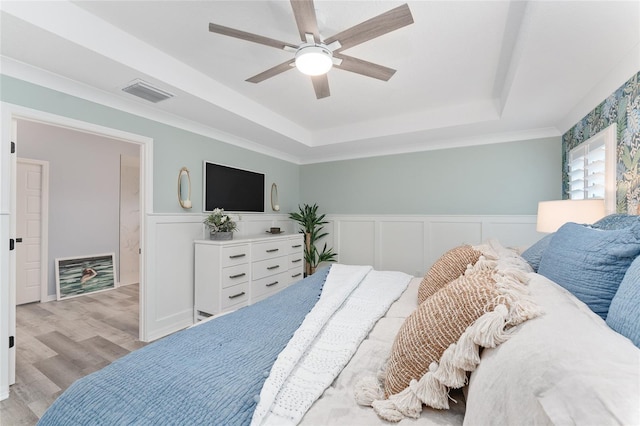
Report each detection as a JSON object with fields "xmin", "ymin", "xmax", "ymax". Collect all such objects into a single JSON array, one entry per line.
[
  {"xmin": 295, "ymin": 45, "xmax": 333, "ymax": 76},
  {"xmin": 536, "ymin": 199, "xmax": 606, "ymax": 233}
]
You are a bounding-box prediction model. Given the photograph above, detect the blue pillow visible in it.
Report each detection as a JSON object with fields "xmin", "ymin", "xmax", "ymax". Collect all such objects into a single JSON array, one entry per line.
[
  {"xmin": 537, "ymin": 222, "xmax": 640, "ymax": 319},
  {"xmin": 606, "ymin": 256, "xmax": 640, "ymax": 347},
  {"xmin": 592, "ymin": 214, "xmax": 640, "ymax": 230},
  {"xmin": 521, "ymin": 233, "xmax": 554, "ymax": 272}
]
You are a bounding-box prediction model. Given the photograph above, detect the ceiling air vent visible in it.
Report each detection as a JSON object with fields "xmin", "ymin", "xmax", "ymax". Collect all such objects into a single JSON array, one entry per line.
[{"xmin": 121, "ymin": 79, "xmax": 174, "ymax": 103}]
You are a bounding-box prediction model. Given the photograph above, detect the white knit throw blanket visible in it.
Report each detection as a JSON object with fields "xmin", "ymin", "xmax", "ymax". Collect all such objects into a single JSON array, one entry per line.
[{"xmin": 251, "ymin": 264, "xmax": 412, "ymax": 426}]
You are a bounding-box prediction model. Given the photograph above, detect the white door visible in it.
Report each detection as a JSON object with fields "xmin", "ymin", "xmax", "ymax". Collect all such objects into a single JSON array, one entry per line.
[
  {"xmin": 119, "ymin": 155, "xmax": 140, "ymax": 286},
  {"xmin": 16, "ymin": 159, "xmax": 48, "ymax": 305}
]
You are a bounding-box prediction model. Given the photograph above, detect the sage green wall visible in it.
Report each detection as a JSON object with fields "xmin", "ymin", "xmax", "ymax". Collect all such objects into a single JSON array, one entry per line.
[
  {"xmin": 2, "ymin": 76, "xmax": 562, "ymax": 217},
  {"xmin": 300, "ymin": 137, "xmax": 562, "ymax": 215},
  {"xmin": 0, "ymin": 75, "xmax": 300, "ymax": 214}
]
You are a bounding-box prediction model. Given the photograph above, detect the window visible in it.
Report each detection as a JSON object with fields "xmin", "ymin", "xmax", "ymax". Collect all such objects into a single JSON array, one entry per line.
[{"xmin": 568, "ymin": 124, "xmax": 616, "ymax": 214}]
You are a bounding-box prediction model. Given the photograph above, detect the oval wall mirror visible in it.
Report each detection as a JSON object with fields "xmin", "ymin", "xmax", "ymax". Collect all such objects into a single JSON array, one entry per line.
[
  {"xmin": 271, "ymin": 183, "xmax": 280, "ymax": 211},
  {"xmin": 178, "ymin": 167, "xmax": 192, "ymax": 209}
]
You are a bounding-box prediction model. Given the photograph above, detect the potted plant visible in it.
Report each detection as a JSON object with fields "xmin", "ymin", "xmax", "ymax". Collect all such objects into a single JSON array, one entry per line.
[
  {"xmin": 204, "ymin": 208, "xmax": 237, "ymax": 240},
  {"xmin": 289, "ymin": 203, "xmax": 337, "ymax": 275}
]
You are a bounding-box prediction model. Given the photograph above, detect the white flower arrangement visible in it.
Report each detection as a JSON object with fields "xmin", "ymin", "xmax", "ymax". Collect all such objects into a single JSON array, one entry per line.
[{"xmin": 204, "ymin": 208, "xmax": 237, "ymax": 233}]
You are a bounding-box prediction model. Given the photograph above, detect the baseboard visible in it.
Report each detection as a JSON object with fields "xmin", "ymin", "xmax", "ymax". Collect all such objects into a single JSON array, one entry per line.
[
  {"xmin": 143, "ymin": 307, "xmax": 194, "ymax": 342},
  {"xmin": 41, "ymin": 294, "xmax": 57, "ymax": 303}
]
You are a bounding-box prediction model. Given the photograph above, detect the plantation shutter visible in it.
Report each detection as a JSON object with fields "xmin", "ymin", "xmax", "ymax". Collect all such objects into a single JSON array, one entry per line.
[
  {"xmin": 567, "ymin": 123, "xmax": 616, "ymax": 214},
  {"xmin": 569, "ymin": 138, "xmax": 606, "ymax": 200}
]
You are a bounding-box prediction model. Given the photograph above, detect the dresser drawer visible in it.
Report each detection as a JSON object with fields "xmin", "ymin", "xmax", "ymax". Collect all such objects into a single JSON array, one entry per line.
[
  {"xmin": 221, "ymin": 245, "xmax": 250, "ymax": 267},
  {"xmin": 252, "ymin": 256, "xmax": 287, "ymax": 280},
  {"xmin": 252, "ymin": 271, "xmax": 289, "ymax": 299},
  {"xmin": 289, "ymin": 268, "xmax": 304, "ymax": 283},
  {"xmin": 221, "ymin": 264, "xmax": 250, "ymax": 289},
  {"xmin": 221, "ymin": 282, "xmax": 249, "ymax": 310},
  {"xmin": 288, "ymin": 253, "xmax": 304, "ymax": 269},
  {"xmin": 288, "ymin": 238, "xmax": 304, "ymax": 254},
  {"xmin": 252, "ymin": 240, "xmax": 288, "ymax": 262}
]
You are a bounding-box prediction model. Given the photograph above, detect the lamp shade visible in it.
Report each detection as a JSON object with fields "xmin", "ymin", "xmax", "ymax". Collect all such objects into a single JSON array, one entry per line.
[
  {"xmin": 536, "ymin": 199, "xmax": 606, "ymax": 233},
  {"xmin": 295, "ymin": 45, "xmax": 333, "ymax": 76}
]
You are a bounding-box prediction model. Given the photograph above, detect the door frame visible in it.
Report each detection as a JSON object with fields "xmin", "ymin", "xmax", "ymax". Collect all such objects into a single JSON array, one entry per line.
[
  {"xmin": 16, "ymin": 157, "xmax": 50, "ymax": 304},
  {"xmin": 0, "ymin": 102, "xmax": 154, "ymax": 400}
]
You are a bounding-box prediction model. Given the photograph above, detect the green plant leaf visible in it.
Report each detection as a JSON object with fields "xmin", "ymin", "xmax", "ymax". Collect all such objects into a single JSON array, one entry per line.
[{"xmin": 288, "ymin": 203, "xmax": 337, "ymax": 271}]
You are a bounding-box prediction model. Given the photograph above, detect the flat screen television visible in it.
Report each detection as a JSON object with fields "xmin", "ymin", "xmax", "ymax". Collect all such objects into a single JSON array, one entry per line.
[{"xmin": 203, "ymin": 162, "xmax": 265, "ymax": 212}]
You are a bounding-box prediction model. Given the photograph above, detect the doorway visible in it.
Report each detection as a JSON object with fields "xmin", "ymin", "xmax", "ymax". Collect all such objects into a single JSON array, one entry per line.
[{"xmin": 2, "ymin": 108, "xmax": 152, "ymax": 398}]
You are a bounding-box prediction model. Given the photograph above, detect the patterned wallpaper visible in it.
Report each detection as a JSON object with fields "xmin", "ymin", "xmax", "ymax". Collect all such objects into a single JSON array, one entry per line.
[{"xmin": 562, "ymin": 71, "xmax": 640, "ymax": 214}]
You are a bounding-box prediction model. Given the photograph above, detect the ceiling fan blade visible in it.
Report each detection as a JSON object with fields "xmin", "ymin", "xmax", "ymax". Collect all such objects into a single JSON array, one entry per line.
[
  {"xmin": 209, "ymin": 23, "xmax": 297, "ymax": 50},
  {"xmin": 311, "ymin": 74, "xmax": 330, "ymax": 99},
  {"xmin": 246, "ymin": 60, "xmax": 295, "ymax": 83},
  {"xmin": 333, "ymin": 54, "xmax": 396, "ymax": 81},
  {"xmin": 290, "ymin": 0, "xmax": 320, "ymax": 43},
  {"xmin": 325, "ymin": 3, "xmax": 413, "ymax": 52}
]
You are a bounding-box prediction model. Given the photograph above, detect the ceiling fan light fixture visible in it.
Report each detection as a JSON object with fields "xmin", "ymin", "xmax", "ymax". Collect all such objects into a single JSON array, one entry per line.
[{"xmin": 295, "ymin": 45, "xmax": 333, "ymax": 76}]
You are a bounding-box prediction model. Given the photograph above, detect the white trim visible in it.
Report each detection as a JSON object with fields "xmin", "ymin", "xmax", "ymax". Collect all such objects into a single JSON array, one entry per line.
[
  {"xmin": 3, "ymin": 102, "xmax": 154, "ymax": 214},
  {"xmin": 8, "ymin": 120, "xmax": 16, "ymax": 386},
  {"xmin": 298, "ymin": 127, "xmax": 561, "ymax": 165},
  {"xmin": 2, "ymin": 57, "xmax": 563, "ymax": 165},
  {"xmin": 1, "ymin": 55, "xmax": 302, "ymax": 164},
  {"xmin": 0, "ymin": 102, "xmax": 153, "ymax": 401},
  {"xmin": 0, "ymin": 214, "xmax": 9, "ymax": 400}
]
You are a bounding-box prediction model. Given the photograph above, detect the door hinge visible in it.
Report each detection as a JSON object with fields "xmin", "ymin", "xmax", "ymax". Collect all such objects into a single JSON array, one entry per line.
[
  {"xmin": 11, "ymin": 141, "xmax": 15, "ymax": 154},
  {"xmin": 9, "ymin": 336, "xmax": 14, "ymax": 348},
  {"xmin": 9, "ymin": 239, "xmax": 15, "ymax": 251}
]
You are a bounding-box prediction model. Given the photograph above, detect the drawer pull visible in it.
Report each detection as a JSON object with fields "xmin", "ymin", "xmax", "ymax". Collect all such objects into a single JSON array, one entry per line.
[
  {"xmin": 229, "ymin": 254, "xmax": 246, "ymax": 259},
  {"xmin": 266, "ymin": 248, "xmax": 279, "ymax": 253},
  {"xmin": 266, "ymin": 281, "xmax": 279, "ymax": 287},
  {"xmin": 229, "ymin": 273, "xmax": 246, "ymax": 279},
  {"xmin": 291, "ymin": 273, "xmax": 302, "ymax": 278},
  {"xmin": 292, "ymin": 244, "xmax": 302, "ymax": 248},
  {"xmin": 228, "ymin": 292, "xmax": 246, "ymax": 299},
  {"xmin": 267, "ymin": 265, "xmax": 280, "ymax": 270},
  {"xmin": 292, "ymin": 258, "xmax": 302, "ymax": 263}
]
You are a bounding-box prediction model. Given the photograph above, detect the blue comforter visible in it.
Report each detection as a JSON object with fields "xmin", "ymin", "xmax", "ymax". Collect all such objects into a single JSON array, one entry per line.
[{"xmin": 38, "ymin": 267, "xmax": 329, "ymax": 426}]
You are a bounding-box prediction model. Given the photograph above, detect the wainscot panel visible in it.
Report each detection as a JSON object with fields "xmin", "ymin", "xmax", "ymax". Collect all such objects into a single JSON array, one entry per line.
[
  {"xmin": 144, "ymin": 213, "xmax": 299, "ymax": 342},
  {"xmin": 325, "ymin": 215, "xmax": 540, "ymax": 277},
  {"xmin": 335, "ymin": 220, "xmax": 376, "ymax": 267},
  {"xmin": 144, "ymin": 214, "xmax": 203, "ymax": 342}
]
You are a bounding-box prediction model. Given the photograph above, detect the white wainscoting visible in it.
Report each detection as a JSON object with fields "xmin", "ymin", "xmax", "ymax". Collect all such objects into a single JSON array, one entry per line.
[
  {"xmin": 323, "ymin": 215, "xmax": 541, "ymax": 277},
  {"xmin": 143, "ymin": 213, "xmax": 541, "ymax": 341},
  {"xmin": 143, "ymin": 213, "xmax": 297, "ymax": 341}
]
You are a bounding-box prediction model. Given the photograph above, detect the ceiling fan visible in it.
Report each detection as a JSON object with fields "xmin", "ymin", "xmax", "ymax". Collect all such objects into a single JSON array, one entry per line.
[{"xmin": 208, "ymin": 1, "xmax": 414, "ymax": 99}]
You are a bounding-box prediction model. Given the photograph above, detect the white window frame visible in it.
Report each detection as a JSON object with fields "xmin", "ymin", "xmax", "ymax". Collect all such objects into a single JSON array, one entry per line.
[{"xmin": 568, "ymin": 123, "xmax": 616, "ymax": 214}]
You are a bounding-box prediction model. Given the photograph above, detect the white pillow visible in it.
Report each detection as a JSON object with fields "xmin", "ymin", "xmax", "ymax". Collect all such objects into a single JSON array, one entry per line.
[{"xmin": 465, "ymin": 272, "xmax": 640, "ymax": 425}]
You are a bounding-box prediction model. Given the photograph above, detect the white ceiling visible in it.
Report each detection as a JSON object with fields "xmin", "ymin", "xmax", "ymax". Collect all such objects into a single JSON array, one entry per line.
[{"xmin": 1, "ymin": 1, "xmax": 639, "ymax": 164}]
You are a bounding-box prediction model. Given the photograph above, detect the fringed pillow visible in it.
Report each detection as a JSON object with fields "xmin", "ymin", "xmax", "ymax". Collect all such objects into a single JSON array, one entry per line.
[
  {"xmin": 385, "ymin": 268, "xmax": 498, "ymax": 398},
  {"xmin": 355, "ymin": 251, "xmax": 540, "ymax": 423},
  {"xmin": 418, "ymin": 245, "xmax": 482, "ymax": 304}
]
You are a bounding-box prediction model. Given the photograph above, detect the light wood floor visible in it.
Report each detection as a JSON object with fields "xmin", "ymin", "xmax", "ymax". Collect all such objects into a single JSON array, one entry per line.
[{"xmin": 0, "ymin": 284, "xmax": 146, "ymax": 425}]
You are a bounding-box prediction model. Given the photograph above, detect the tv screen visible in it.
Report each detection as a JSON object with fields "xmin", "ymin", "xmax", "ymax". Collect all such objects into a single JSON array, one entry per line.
[{"xmin": 203, "ymin": 162, "xmax": 265, "ymax": 212}]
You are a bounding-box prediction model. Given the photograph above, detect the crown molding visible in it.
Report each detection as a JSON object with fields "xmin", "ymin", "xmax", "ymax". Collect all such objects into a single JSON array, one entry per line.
[{"xmin": 1, "ymin": 56, "xmax": 303, "ymax": 164}]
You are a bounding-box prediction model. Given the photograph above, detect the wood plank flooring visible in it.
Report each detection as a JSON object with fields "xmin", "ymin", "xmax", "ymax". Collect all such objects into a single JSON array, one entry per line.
[{"xmin": 0, "ymin": 284, "xmax": 146, "ymax": 425}]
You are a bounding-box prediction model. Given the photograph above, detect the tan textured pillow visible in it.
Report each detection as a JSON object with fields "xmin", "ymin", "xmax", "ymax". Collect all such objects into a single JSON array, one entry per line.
[
  {"xmin": 418, "ymin": 245, "xmax": 482, "ymax": 304},
  {"xmin": 385, "ymin": 269, "xmax": 498, "ymax": 397}
]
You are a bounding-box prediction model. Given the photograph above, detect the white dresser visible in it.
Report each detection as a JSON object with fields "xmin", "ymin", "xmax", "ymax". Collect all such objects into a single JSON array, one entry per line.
[{"xmin": 194, "ymin": 234, "xmax": 304, "ymax": 321}]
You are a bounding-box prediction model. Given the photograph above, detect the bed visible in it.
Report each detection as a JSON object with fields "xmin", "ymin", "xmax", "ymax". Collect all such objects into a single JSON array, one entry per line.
[{"xmin": 38, "ymin": 217, "xmax": 640, "ymax": 425}]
